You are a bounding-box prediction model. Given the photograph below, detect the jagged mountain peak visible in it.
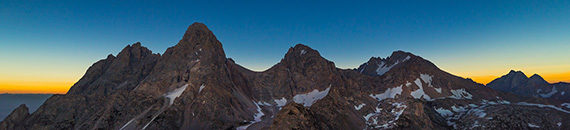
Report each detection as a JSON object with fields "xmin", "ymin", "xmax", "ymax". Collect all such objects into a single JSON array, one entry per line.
[
  {"xmin": 283, "ymin": 44, "xmax": 323, "ymax": 60},
  {"xmin": 507, "ymin": 70, "xmax": 527, "ymax": 77},
  {"xmin": 106, "ymin": 54, "xmax": 116, "ymax": 59},
  {"xmin": 163, "ymin": 22, "xmax": 226, "ymax": 64},
  {"xmin": 357, "ymin": 50, "xmax": 423, "ymax": 76},
  {"xmin": 182, "ymin": 23, "xmax": 213, "ymax": 40},
  {"xmin": 264, "ymin": 43, "xmax": 338, "ymax": 86},
  {"xmin": 487, "ymin": 70, "xmax": 529, "ymax": 89},
  {"xmin": 179, "ymin": 22, "xmax": 221, "ymax": 48},
  {"xmin": 527, "ymin": 74, "xmax": 550, "ymax": 87},
  {"xmin": 529, "ymin": 74, "xmax": 544, "ymax": 80},
  {"xmin": 276, "ymin": 44, "xmax": 336, "ymax": 70},
  {"xmin": 116, "ymin": 42, "xmax": 155, "ymax": 59},
  {"xmin": 67, "ymin": 42, "xmax": 160, "ymax": 95}
]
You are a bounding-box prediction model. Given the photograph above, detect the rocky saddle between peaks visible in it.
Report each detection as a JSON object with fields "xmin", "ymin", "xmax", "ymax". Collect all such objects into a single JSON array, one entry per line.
[{"xmin": 1, "ymin": 23, "xmax": 569, "ymax": 130}]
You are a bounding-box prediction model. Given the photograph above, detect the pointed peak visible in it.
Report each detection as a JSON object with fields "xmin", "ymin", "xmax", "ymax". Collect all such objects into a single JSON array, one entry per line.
[
  {"xmin": 364, "ymin": 50, "xmax": 416, "ymax": 64},
  {"xmin": 286, "ymin": 44, "xmax": 321, "ymax": 58},
  {"xmin": 132, "ymin": 42, "xmax": 142, "ymax": 47},
  {"xmin": 508, "ymin": 70, "xmax": 523, "ymax": 74},
  {"xmin": 390, "ymin": 50, "xmax": 414, "ymax": 57},
  {"xmin": 387, "ymin": 50, "xmax": 416, "ymax": 62},
  {"xmin": 106, "ymin": 54, "xmax": 115, "ymax": 59},
  {"xmin": 357, "ymin": 50, "xmax": 442, "ymax": 76},
  {"xmin": 529, "ymin": 74, "xmax": 545, "ymax": 80},
  {"xmin": 292, "ymin": 44, "xmax": 312, "ymax": 50},
  {"xmin": 16, "ymin": 104, "xmax": 28, "ymax": 110},
  {"xmin": 117, "ymin": 42, "xmax": 154, "ymax": 58},
  {"xmin": 173, "ymin": 22, "xmax": 224, "ymax": 58},
  {"xmin": 181, "ymin": 22, "xmax": 216, "ymax": 42},
  {"xmin": 505, "ymin": 70, "xmax": 527, "ymax": 77},
  {"xmin": 276, "ymin": 44, "xmax": 334, "ymax": 71}
]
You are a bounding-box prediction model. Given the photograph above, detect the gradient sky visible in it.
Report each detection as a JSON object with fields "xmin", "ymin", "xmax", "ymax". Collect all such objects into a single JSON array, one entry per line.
[{"xmin": 1, "ymin": 0, "xmax": 569, "ymax": 94}]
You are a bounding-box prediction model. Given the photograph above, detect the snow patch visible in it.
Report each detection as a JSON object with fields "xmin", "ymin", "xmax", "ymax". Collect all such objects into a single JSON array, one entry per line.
[
  {"xmin": 237, "ymin": 101, "xmax": 265, "ymax": 130},
  {"xmin": 375, "ymin": 62, "xmax": 391, "ymax": 76},
  {"xmin": 528, "ymin": 123, "xmax": 540, "ymax": 128},
  {"xmin": 165, "ymin": 84, "xmax": 188, "ymax": 105},
  {"xmin": 370, "ymin": 85, "xmax": 403, "ymax": 101},
  {"xmin": 451, "ymin": 106, "xmax": 467, "ymax": 113},
  {"xmin": 198, "ymin": 84, "xmax": 205, "ymax": 93},
  {"xmin": 293, "ymin": 87, "xmax": 331, "ymax": 107},
  {"xmin": 448, "ymin": 89, "xmax": 473, "ymax": 99},
  {"xmin": 300, "ymin": 49, "xmax": 306, "ymax": 55},
  {"xmin": 404, "ymin": 56, "xmax": 411, "ymax": 61},
  {"xmin": 539, "ymin": 86, "xmax": 558, "ymax": 98},
  {"xmin": 516, "ymin": 102, "xmax": 570, "ymax": 114},
  {"xmin": 420, "ymin": 74, "xmax": 442, "ymax": 93},
  {"xmin": 354, "ymin": 103, "xmax": 366, "ymax": 110},
  {"xmin": 405, "ymin": 82, "xmax": 412, "ymax": 87},
  {"xmin": 434, "ymin": 88, "xmax": 442, "ymax": 93},
  {"xmin": 257, "ymin": 101, "xmax": 272, "ymax": 106},
  {"xmin": 498, "ymin": 100, "xmax": 511, "ymax": 104},
  {"xmin": 375, "ymin": 56, "xmax": 410, "ymax": 76},
  {"xmin": 120, "ymin": 118, "xmax": 137, "ymax": 130},
  {"xmin": 364, "ymin": 102, "xmax": 407, "ymax": 129},
  {"xmin": 435, "ymin": 107, "xmax": 453, "ymax": 117},
  {"xmin": 359, "ymin": 63, "xmax": 368, "ymax": 73},
  {"xmin": 274, "ymin": 97, "xmax": 287, "ymax": 107},
  {"xmin": 420, "ymin": 74, "xmax": 433, "ymax": 86},
  {"xmin": 467, "ymin": 108, "xmax": 487, "ymax": 118},
  {"xmin": 411, "ymin": 78, "xmax": 432, "ymax": 100},
  {"xmin": 562, "ymin": 103, "xmax": 570, "ymax": 108}
]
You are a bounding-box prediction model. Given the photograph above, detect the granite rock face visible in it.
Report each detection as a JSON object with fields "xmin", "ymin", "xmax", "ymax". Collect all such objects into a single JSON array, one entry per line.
[{"xmin": 2, "ymin": 23, "xmax": 570, "ymax": 130}]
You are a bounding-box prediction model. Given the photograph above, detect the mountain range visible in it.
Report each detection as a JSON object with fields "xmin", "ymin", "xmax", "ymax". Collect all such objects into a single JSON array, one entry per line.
[
  {"xmin": 1, "ymin": 23, "xmax": 569, "ymax": 130},
  {"xmin": 487, "ymin": 70, "xmax": 570, "ymax": 102}
]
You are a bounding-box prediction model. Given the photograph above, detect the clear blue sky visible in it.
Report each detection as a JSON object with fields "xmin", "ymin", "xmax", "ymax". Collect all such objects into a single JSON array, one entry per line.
[{"xmin": 1, "ymin": 0, "xmax": 570, "ymax": 93}]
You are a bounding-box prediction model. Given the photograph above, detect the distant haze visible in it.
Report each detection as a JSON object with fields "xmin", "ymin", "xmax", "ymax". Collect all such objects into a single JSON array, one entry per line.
[{"xmin": 0, "ymin": 94, "xmax": 52, "ymax": 121}]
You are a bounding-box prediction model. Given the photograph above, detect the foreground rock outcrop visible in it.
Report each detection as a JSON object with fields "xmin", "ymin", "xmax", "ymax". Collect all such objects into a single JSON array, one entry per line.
[{"xmin": 2, "ymin": 23, "xmax": 569, "ymax": 130}]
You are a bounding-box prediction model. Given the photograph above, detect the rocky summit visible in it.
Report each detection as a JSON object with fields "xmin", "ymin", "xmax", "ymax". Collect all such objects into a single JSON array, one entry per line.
[{"xmin": 2, "ymin": 23, "xmax": 570, "ymax": 130}]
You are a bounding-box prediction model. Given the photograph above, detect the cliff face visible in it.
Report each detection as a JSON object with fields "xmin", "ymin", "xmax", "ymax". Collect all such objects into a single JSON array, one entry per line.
[{"xmin": 2, "ymin": 23, "xmax": 570, "ymax": 130}]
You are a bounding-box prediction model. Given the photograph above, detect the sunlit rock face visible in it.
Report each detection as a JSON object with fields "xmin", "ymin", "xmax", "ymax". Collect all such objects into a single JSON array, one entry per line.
[{"xmin": 2, "ymin": 23, "xmax": 569, "ymax": 130}]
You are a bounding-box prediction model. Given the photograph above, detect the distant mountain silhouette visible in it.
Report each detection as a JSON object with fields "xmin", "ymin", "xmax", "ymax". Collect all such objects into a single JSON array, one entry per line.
[{"xmin": 487, "ymin": 70, "xmax": 570, "ymax": 101}]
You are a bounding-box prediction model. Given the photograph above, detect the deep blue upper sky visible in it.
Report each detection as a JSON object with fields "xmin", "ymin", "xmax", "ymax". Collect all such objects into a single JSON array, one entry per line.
[{"xmin": 1, "ymin": 0, "xmax": 569, "ymax": 87}]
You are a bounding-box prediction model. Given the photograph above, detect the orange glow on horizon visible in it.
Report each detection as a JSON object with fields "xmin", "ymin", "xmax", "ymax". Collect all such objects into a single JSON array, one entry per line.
[
  {"xmin": 0, "ymin": 81, "xmax": 73, "ymax": 94},
  {"xmin": 0, "ymin": 72, "xmax": 568, "ymax": 94}
]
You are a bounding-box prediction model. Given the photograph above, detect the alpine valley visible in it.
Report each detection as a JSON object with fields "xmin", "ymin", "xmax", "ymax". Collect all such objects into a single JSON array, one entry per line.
[{"xmin": 1, "ymin": 23, "xmax": 569, "ymax": 130}]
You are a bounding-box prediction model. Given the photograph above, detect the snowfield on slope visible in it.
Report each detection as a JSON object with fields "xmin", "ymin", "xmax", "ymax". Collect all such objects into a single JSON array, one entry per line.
[{"xmin": 293, "ymin": 87, "xmax": 331, "ymax": 107}]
